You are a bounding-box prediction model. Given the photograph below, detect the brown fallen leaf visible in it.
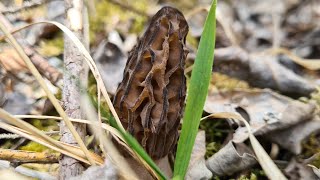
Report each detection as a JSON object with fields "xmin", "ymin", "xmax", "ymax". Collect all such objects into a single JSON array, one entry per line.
[{"xmin": 206, "ymin": 141, "xmax": 257, "ymax": 176}]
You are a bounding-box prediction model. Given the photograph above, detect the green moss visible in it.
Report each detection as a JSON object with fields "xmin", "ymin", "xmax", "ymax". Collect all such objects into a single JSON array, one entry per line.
[
  {"xmin": 310, "ymin": 87, "xmax": 320, "ymax": 105},
  {"xmin": 302, "ymin": 133, "xmax": 320, "ymax": 167},
  {"xmin": 19, "ymin": 135, "xmax": 59, "ymax": 152},
  {"xmin": 238, "ymin": 175, "xmax": 250, "ymax": 180},
  {"xmin": 88, "ymin": 0, "xmax": 148, "ymax": 43},
  {"xmin": 236, "ymin": 170, "xmax": 264, "ymax": 180},
  {"xmin": 199, "ymin": 119, "xmax": 229, "ymax": 158},
  {"xmin": 186, "ymin": 34, "xmax": 198, "ymax": 49},
  {"xmin": 210, "ymin": 73, "xmax": 250, "ymax": 91},
  {"xmin": 20, "ymin": 141, "xmax": 49, "ymax": 152},
  {"xmin": 0, "ymin": 141, "xmax": 14, "ymax": 149},
  {"xmin": 28, "ymin": 119, "xmax": 58, "ymax": 131},
  {"xmin": 38, "ymin": 33, "xmax": 64, "ymax": 56}
]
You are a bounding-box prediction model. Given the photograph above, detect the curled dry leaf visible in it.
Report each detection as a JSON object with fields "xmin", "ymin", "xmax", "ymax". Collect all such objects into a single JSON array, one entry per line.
[
  {"xmin": 206, "ymin": 141, "xmax": 257, "ymax": 176},
  {"xmin": 266, "ymin": 116, "xmax": 320, "ymax": 154},
  {"xmin": 113, "ymin": 6, "xmax": 189, "ymax": 159},
  {"xmin": 212, "ymin": 47, "xmax": 316, "ymax": 97},
  {"xmin": 186, "ymin": 131, "xmax": 212, "ymax": 180},
  {"xmin": 204, "ymin": 89, "xmax": 316, "ymax": 143}
]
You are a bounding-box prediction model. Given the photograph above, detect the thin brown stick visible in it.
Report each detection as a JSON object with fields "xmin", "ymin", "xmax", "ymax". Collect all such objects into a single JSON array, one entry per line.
[{"xmin": 0, "ymin": 149, "xmax": 59, "ymax": 163}]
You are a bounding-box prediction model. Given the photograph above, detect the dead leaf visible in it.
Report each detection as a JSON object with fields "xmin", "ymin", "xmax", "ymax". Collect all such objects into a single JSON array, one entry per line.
[
  {"xmin": 68, "ymin": 159, "xmax": 118, "ymax": 180},
  {"xmin": 206, "ymin": 141, "xmax": 257, "ymax": 176},
  {"xmin": 213, "ymin": 47, "xmax": 316, "ymax": 97},
  {"xmin": 0, "ymin": 48, "xmax": 28, "ymax": 73},
  {"xmin": 93, "ymin": 40, "xmax": 127, "ymax": 95},
  {"xmin": 266, "ymin": 116, "xmax": 320, "ymax": 154},
  {"xmin": 285, "ymin": 159, "xmax": 318, "ymax": 180},
  {"xmin": 2, "ymin": 91, "xmax": 34, "ymax": 115},
  {"xmin": 202, "ymin": 112, "xmax": 287, "ymax": 179},
  {"xmin": 308, "ymin": 165, "xmax": 320, "ymax": 179},
  {"xmin": 186, "ymin": 131, "xmax": 212, "ymax": 180},
  {"xmin": 204, "ymin": 89, "xmax": 316, "ymax": 142}
]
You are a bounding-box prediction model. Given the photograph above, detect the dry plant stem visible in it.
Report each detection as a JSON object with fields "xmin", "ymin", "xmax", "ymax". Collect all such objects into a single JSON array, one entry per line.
[
  {"xmin": 0, "ymin": 21, "xmax": 125, "ymax": 133},
  {"xmin": 201, "ymin": 112, "xmax": 287, "ymax": 180},
  {"xmin": 0, "ymin": 109, "xmax": 80, "ymax": 158},
  {"xmin": 0, "ymin": 108, "xmax": 87, "ymax": 160},
  {"xmin": 14, "ymin": 115, "xmax": 158, "ymax": 177},
  {"xmin": 15, "ymin": 115, "xmax": 124, "ymax": 142},
  {"xmin": 0, "ymin": 14, "xmax": 94, "ymax": 165},
  {"xmin": 0, "ymin": 149, "xmax": 58, "ymax": 163},
  {"xmin": 0, "ymin": 13, "xmax": 62, "ymax": 85},
  {"xmin": 0, "ymin": 119, "xmax": 103, "ymax": 165},
  {"xmin": 60, "ymin": 0, "xmax": 90, "ymax": 178},
  {"xmin": 81, "ymin": 95, "xmax": 138, "ymax": 180}
]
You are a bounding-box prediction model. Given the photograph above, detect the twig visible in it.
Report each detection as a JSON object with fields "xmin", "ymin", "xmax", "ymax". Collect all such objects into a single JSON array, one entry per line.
[
  {"xmin": 0, "ymin": 149, "xmax": 58, "ymax": 163},
  {"xmin": 0, "ymin": 118, "xmax": 103, "ymax": 165}
]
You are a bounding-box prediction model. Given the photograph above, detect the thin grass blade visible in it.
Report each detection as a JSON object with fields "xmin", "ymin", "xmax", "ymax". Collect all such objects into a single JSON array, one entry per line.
[{"xmin": 173, "ymin": 0, "xmax": 217, "ymax": 178}]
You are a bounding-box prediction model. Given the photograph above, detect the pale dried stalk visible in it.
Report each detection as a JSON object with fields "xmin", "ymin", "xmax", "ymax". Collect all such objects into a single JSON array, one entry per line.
[
  {"xmin": 0, "ymin": 120, "xmax": 103, "ymax": 165},
  {"xmin": 0, "ymin": 13, "xmax": 94, "ymax": 165},
  {"xmin": 81, "ymin": 95, "xmax": 139, "ymax": 180},
  {"xmin": 0, "ymin": 21, "xmax": 125, "ymax": 133},
  {"xmin": 60, "ymin": 0, "xmax": 91, "ymax": 178}
]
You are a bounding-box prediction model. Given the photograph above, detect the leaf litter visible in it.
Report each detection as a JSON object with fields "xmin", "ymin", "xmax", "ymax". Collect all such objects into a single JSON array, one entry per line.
[{"xmin": 0, "ymin": 0, "xmax": 320, "ymax": 179}]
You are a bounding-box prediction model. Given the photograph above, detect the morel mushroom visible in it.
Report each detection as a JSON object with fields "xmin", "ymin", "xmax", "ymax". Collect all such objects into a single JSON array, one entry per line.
[{"xmin": 113, "ymin": 6, "xmax": 188, "ymax": 159}]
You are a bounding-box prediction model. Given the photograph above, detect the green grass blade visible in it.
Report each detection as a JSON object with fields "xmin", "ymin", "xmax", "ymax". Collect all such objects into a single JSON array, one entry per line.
[
  {"xmin": 173, "ymin": 0, "xmax": 217, "ymax": 178},
  {"xmin": 109, "ymin": 117, "xmax": 167, "ymax": 180}
]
